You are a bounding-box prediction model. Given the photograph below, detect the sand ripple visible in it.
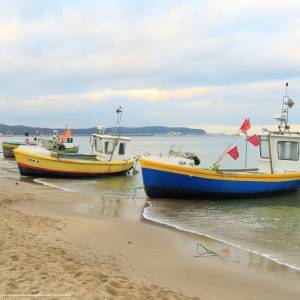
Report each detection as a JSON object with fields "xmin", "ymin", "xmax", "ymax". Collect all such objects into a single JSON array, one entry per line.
[{"xmin": 0, "ymin": 191, "xmax": 193, "ymax": 300}]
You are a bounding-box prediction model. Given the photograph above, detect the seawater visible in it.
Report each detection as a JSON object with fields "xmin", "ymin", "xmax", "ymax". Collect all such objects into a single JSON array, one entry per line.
[{"xmin": 1, "ymin": 135, "xmax": 300, "ymax": 274}]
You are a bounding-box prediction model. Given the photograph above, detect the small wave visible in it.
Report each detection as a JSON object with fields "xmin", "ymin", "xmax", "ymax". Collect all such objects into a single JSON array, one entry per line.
[
  {"xmin": 143, "ymin": 203, "xmax": 300, "ymax": 273},
  {"xmin": 33, "ymin": 178, "xmax": 74, "ymax": 192}
]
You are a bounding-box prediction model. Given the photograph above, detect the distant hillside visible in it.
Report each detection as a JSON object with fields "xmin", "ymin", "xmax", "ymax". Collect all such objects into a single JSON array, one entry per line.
[
  {"xmin": 0, "ymin": 124, "xmax": 206, "ymax": 136},
  {"xmin": 106, "ymin": 126, "xmax": 206, "ymax": 136}
]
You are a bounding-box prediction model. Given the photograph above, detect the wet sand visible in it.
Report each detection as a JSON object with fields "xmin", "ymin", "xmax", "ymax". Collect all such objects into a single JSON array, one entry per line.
[{"xmin": 1, "ymin": 178, "xmax": 300, "ymax": 299}]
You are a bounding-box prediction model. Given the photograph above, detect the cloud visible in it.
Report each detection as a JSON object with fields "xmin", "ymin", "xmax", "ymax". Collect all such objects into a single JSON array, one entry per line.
[
  {"xmin": 0, "ymin": 100, "xmax": 8, "ymax": 108},
  {"xmin": 191, "ymin": 123, "xmax": 300, "ymax": 135},
  {"xmin": 1, "ymin": 1, "xmax": 299, "ymax": 90},
  {"xmin": 86, "ymin": 86, "xmax": 222, "ymax": 102},
  {"xmin": 1, "ymin": 77, "xmax": 299, "ymax": 128},
  {"xmin": 0, "ymin": 1, "xmax": 300, "ymax": 126}
]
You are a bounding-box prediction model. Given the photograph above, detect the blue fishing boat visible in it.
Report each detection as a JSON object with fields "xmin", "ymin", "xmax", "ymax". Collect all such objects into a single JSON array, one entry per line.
[
  {"xmin": 140, "ymin": 83, "xmax": 300, "ymax": 198},
  {"xmin": 140, "ymin": 158, "xmax": 300, "ymax": 198}
]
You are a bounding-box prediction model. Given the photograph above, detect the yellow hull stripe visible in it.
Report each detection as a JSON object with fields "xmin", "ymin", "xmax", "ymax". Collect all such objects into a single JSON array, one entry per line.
[
  {"xmin": 2, "ymin": 143, "xmax": 20, "ymax": 148},
  {"xmin": 14, "ymin": 148, "xmax": 135, "ymax": 174},
  {"xmin": 140, "ymin": 158, "xmax": 300, "ymax": 182}
]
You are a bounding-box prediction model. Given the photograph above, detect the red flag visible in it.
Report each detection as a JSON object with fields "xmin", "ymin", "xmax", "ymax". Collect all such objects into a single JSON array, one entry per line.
[
  {"xmin": 64, "ymin": 128, "xmax": 71, "ymax": 138},
  {"xmin": 247, "ymin": 134, "xmax": 260, "ymax": 147},
  {"xmin": 240, "ymin": 118, "xmax": 251, "ymax": 134},
  {"xmin": 227, "ymin": 146, "xmax": 239, "ymax": 160}
]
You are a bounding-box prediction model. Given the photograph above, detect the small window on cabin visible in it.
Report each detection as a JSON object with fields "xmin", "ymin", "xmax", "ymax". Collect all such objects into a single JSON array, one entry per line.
[
  {"xmin": 105, "ymin": 141, "xmax": 114, "ymax": 154},
  {"xmin": 95, "ymin": 139, "xmax": 103, "ymax": 153},
  {"xmin": 119, "ymin": 143, "xmax": 126, "ymax": 155},
  {"xmin": 277, "ymin": 141, "xmax": 299, "ymax": 161},
  {"xmin": 259, "ymin": 137, "xmax": 270, "ymax": 159}
]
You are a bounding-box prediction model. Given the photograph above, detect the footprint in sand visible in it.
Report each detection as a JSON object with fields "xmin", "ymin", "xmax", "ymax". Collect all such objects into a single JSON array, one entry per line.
[
  {"xmin": 74, "ymin": 271, "xmax": 83, "ymax": 278},
  {"xmin": 11, "ymin": 254, "xmax": 19, "ymax": 261},
  {"xmin": 6, "ymin": 281, "xmax": 18, "ymax": 290},
  {"xmin": 107, "ymin": 279, "xmax": 122, "ymax": 289},
  {"xmin": 105, "ymin": 283, "xmax": 119, "ymax": 296},
  {"xmin": 30, "ymin": 288, "xmax": 40, "ymax": 295},
  {"xmin": 94, "ymin": 272, "xmax": 109, "ymax": 283}
]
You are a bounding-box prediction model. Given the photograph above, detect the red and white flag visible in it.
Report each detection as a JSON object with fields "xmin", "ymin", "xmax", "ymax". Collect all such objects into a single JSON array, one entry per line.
[
  {"xmin": 240, "ymin": 118, "xmax": 251, "ymax": 134},
  {"xmin": 247, "ymin": 134, "xmax": 260, "ymax": 146},
  {"xmin": 227, "ymin": 146, "xmax": 239, "ymax": 160}
]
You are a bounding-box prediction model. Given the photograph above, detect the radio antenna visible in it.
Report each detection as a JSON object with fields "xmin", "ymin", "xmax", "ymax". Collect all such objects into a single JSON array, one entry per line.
[{"xmin": 112, "ymin": 106, "xmax": 123, "ymax": 136}]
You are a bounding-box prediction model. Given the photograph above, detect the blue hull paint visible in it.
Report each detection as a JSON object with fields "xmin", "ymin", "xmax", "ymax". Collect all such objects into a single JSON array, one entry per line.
[{"xmin": 141, "ymin": 167, "xmax": 300, "ymax": 198}]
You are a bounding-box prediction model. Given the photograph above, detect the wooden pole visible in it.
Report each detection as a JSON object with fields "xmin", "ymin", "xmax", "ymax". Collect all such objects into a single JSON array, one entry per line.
[
  {"xmin": 213, "ymin": 130, "xmax": 241, "ymax": 169},
  {"xmin": 244, "ymin": 134, "xmax": 248, "ymax": 169},
  {"xmin": 268, "ymin": 134, "xmax": 273, "ymax": 174}
]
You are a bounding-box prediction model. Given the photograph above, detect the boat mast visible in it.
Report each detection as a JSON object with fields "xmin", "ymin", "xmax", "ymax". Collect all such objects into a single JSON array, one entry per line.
[
  {"xmin": 109, "ymin": 106, "xmax": 123, "ymax": 161},
  {"xmin": 244, "ymin": 133, "xmax": 248, "ymax": 169},
  {"xmin": 111, "ymin": 106, "xmax": 123, "ymax": 136},
  {"xmin": 276, "ymin": 82, "xmax": 294, "ymax": 133}
]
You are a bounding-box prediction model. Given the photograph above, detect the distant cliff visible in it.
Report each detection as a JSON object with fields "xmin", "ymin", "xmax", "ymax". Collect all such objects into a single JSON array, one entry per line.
[{"xmin": 0, "ymin": 124, "xmax": 206, "ymax": 136}]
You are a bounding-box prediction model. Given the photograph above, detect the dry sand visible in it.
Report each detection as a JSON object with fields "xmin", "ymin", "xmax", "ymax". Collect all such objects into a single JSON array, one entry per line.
[{"xmin": 0, "ymin": 178, "xmax": 300, "ymax": 300}]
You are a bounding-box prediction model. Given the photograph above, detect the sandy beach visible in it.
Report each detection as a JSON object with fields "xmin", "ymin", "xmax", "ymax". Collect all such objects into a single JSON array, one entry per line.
[{"xmin": 0, "ymin": 177, "xmax": 300, "ymax": 300}]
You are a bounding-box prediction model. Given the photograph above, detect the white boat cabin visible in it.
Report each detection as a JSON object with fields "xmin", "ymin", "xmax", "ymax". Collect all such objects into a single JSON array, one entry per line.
[
  {"xmin": 90, "ymin": 134, "xmax": 132, "ymax": 161},
  {"xmin": 258, "ymin": 85, "xmax": 298, "ymax": 174},
  {"xmin": 62, "ymin": 137, "xmax": 77, "ymax": 149},
  {"xmin": 259, "ymin": 133, "xmax": 300, "ymax": 173},
  {"xmin": 142, "ymin": 145, "xmax": 200, "ymax": 168}
]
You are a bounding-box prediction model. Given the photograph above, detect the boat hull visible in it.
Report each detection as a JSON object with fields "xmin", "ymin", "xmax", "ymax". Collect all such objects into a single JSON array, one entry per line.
[
  {"xmin": 2, "ymin": 143, "xmax": 79, "ymax": 158},
  {"xmin": 140, "ymin": 158, "xmax": 300, "ymax": 198},
  {"xmin": 2, "ymin": 142, "xmax": 25, "ymax": 158},
  {"xmin": 14, "ymin": 148, "xmax": 135, "ymax": 178}
]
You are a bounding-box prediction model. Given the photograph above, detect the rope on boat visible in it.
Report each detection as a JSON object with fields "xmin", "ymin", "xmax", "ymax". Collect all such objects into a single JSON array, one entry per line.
[
  {"xmin": 131, "ymin": 186, "xmax": 145, "ymax": 201},
  {"xmin": 129, "ymin": 188, "xmax": 225, "ymax": 261},
  {"xmin": 131, "ymin": 155, "xmax": 141, "ymax": 174},
  {"xmin": 133, "ymin": 156, "xmax": 140, "ymax": 169},
  {"xmin": 194, "ymin": 242, "xmax": 218, "ymax": 258}
]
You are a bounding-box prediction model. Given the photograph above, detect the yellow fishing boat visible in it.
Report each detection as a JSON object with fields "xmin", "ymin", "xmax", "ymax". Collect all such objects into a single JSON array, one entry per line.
[
  {"xmin": 14, "ymin": 108, "xmax": 136, "ymax": 177},
  {"xmin": 2, "ymin": 141, "xmax": 25, "ymax": 158},
  {"xmin": 2, "ymin": 129, "xmax": 79, "ymax": 159},
  {"xmin": 14, "ymin": 141, "xmax": 136, "ymax": 177}
]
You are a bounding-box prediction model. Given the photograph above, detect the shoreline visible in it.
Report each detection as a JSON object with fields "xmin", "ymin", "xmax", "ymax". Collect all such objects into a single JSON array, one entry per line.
[
  {"xmin": 0, "ymin": 177, "xmax": 298, "ymax": 299},
  {"xmin": 34, "ymin": 174, "xmax": 300, "ymax": 275},
  {"xmin": 142, "ymin": 204, "xmax": 300, "ymax": 274},
  {"xmin": 0, "ymin": 178, "xmax": 191, "ymax": 299}
]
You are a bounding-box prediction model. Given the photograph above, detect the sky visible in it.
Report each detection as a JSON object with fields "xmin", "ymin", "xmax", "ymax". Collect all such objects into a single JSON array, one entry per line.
[{"xmin": 0, "ymin": 0, "xmax": 300, "ymax": 132}]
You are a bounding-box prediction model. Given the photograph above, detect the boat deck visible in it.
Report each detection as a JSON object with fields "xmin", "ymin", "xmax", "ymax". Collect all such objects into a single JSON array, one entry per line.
[{"xmin": 51, "ymin": 153, "xmax": 98, "ymax": 161}]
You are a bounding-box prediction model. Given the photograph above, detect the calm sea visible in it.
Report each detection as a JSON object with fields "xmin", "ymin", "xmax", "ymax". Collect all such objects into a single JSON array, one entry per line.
[{"xmin": 1, "ymin": 135, "xmax": 300, "ymax": 275}]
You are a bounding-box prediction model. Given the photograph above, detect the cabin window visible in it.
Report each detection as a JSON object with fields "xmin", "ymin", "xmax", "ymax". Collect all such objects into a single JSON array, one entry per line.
[
  {"xmin": 119, "ymin": 143, "xmax": 126, "ymax": 155},
  {"xmin": 105, "ymin": 141, "xmax": 114, "ymax": 154},
  {"xmin": 259, "ymin": 137, "xmax": 270, "ymax": 159},
  {"xmin": 95, "ymin": 139, "xmax": 103, "ymax": 153},
  {"xmin": 277, "ymin": 141, "xmax": 299, "ymax": 161}
]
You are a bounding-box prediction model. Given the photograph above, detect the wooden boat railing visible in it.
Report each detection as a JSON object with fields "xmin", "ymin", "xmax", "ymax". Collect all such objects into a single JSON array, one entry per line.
[
  {"xmin": 51, "ymin": 152, "xmax": 98, "ymax": 161},
  {"xmin": 217, "ymin": 168, "xmax": 259, "ymax": 173}
]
